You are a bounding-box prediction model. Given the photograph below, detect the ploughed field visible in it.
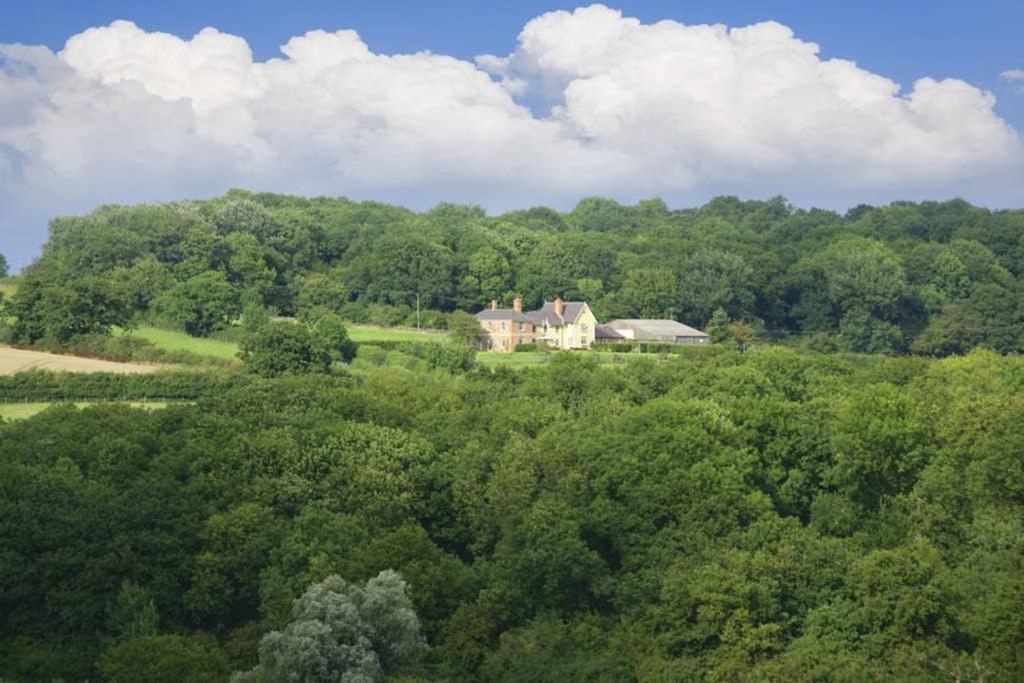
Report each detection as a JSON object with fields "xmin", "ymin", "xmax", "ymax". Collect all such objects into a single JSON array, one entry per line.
[{"xmin": 0, "ymin": 346, "xmax": 158, "ymax": 375}]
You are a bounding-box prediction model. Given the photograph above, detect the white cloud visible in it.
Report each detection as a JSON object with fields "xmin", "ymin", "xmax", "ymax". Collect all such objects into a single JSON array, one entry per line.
[
  {"xmin": 1, "ymin": 5, "xmax": 1022, "ymax": 267},
  {"xmin": 1001, "ymin": 69, "xmax": 1024, "ymax": 81}
]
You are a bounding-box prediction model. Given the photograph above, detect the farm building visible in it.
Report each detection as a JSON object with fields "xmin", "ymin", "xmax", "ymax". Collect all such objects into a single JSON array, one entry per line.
[{"xmin": 605, "ymin": 319, "xmax": 710, "ymax": 344}]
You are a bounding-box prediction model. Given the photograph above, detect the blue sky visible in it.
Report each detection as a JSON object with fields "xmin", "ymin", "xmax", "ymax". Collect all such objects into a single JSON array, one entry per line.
[{"xmin": 1, "ymin": 1, "xmax": 1023, "ymax": 267}]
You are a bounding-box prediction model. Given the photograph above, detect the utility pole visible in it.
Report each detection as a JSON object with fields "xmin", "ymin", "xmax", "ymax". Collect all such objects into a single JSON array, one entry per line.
[{"xmin": 416, "ymin": 292, "xmax": 421, "ymax": 331}]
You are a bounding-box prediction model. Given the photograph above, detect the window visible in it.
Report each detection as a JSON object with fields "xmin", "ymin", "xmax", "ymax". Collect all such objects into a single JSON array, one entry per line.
[
  {"xmin": 519, "ymin": 322, "xmax": 526, "ymax": 332},
  {"xmin": 582, "ymin": 336, "xmax": 589, "ymax": 345},
  {"xmin": 501, "ymin": 322, "xmax": 507, "ymax": 331},
  {"xmin": 581, "ymin": 323, "xmax": 588, "ymax": 332}
]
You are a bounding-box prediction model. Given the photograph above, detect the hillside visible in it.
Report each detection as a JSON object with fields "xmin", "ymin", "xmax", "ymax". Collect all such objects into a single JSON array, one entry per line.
[{"xmin": 4, "ymin": 192, "xmax": 1022, "ymax": 356}]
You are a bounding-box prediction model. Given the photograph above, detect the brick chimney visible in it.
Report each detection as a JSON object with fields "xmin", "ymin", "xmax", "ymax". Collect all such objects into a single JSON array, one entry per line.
[
  {"xmin": 513, "ymin": 297, "xmax": 522, "ymax": 313},
  {"xmin": 491, "ymin": 299, "xmax": 498, "ymax": 311},
  {"xmin": 554, "ymin": 297, "xmax": 564, "ymax": 317}
]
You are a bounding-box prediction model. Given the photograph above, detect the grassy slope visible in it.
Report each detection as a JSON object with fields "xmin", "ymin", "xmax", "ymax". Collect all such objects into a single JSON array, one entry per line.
[
  {"xmin": 116, "ymin": 326, "xmax": 242, "ymax": 360},
  {"xmin": 346, "ymin": 325, "xmax": 448, "ymax": 343},
  {"xmin": 0, "ymin": 401, "xmax": 170, "ymax": 420}
]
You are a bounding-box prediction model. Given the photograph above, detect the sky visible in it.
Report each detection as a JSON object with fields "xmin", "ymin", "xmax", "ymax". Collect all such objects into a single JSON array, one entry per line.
[{"xmin": 2, "ymin": 1, "xmax": 1023, "ymax": 268}]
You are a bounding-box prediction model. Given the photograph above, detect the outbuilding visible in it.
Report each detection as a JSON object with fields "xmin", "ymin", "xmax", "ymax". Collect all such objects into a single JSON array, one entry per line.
[{"xmin": 605, "ymin": 319, "xmax": 710, "ymax": 344}]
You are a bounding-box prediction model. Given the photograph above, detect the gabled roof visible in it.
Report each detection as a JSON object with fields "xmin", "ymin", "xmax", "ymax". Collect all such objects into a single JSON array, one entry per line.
[
  {"xmin": 524, "ymin": 301, "xmax": 588, "ymax": 326},
  {"xmin": 595, "ymin": 324, "xmax": 625, "ymax": 340},
  {"xmin": 476, "ymin": 309, "xmax": 532, "ymax": 323}
]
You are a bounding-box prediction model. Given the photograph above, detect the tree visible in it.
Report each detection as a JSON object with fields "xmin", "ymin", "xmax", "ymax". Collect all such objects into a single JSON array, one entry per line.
[
  {"xmin": 677, "ymin": 248, "xmax": 754, "ymax": 325},
  {"xmin": 727, "ymin": 320, "xmax": 756, "ymax": 352},
  {"xmin": 0, "ymin": 252, "xmax": 9, "ymax": 277},
  {"xmin": 238, "ymin": 321, "xmax": 331, "ymax": 377},
  {"xmin": 296, "ymin": 273, "xmax": 349, "ymax": 320},
  {"xmin": 10, "ymin": 274, "xmax": 130, "ymax": 344},
  {"xmin": 152, "ymin": 271, "xmax": 239, "ymax": 337},
  {"xmin": 447, "ymin": 311, "xmax": 484, "ymax": 348},
  {"xmin": 619, "ymin": 268, "xmax": 678, "ymax": 318},
  {"xmin": 99, "ymin": 635, "xmax": 229, "ymax": 683},
  {"xmin": 706, "ymin": 307, "xmax": 731, "ymax": 344},
  {"xmin": 313, "ymin": 313, "xmax": 358, "ymax": 362},
  {"xmin": 234, "ymin": 571, "xmax": 425, "ymax": 682}
]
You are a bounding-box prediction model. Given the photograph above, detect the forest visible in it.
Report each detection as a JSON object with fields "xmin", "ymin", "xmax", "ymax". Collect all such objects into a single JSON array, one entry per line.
[
  {"xmin": 3, "ymin": 191, "xmax": 1023, "ymax": 355},
  {"xmin": 1, "ymin": 349, "xmax": 1022, "ymax": 680},
  {"xmin": 0, "ymin": 193, "xmax": 1022, "ymax": 681}
]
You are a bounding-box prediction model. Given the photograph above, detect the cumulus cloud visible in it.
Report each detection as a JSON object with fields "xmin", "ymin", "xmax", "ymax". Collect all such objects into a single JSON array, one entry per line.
[
  {"xmin": 1, "ymin": 5, "xmax": 1022, "ymax": 266},
  {"xmin": 1001, "ymin": 69, "xmax": 1024, "ymax": 81}
]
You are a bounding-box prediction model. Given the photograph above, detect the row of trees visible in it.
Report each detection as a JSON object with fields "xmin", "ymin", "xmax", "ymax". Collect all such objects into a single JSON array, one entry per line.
[
  {"xmin": 6, "ymin": 192, "xmax": 1023, "ymax": 354},
  {"xmin": 1, "ymin": 347, "xmax": 1022, "ymax": 680}
]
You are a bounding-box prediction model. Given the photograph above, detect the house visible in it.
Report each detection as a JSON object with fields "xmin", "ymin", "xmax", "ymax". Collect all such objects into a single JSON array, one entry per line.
[
  {"xmin": 475, "ymin": 298, "xmax": 533, "ymax": 351},
  {"xmin": 526, "ymin": 298, "xmax": 598, "ymax": 350},
  {"xmin": 606, "ymin": 319, "xmax": 710, "ymax": 344}
]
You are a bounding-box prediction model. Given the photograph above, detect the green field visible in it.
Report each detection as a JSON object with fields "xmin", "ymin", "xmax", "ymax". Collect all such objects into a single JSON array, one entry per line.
[
  {"xmin": 0, "ymin": 401, "xmax": 170, "ymax": 420},
  {"xmin": 346, "ymin": 325, "xmax": 448, "ymax": 343},
  {"xmin": 115, "ymin": 326, "xmax": 242, "ymax": 360},
  {"xmin": 118, "ymin": 324, "xmax": 446, "ymax": 361}
]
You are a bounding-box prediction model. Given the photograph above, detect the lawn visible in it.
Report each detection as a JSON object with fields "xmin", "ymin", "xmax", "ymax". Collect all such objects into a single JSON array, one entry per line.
[
  {"xmin": 346, "ymin": 325, "xmax": 448, "ymax": 343},
  {"xmin": 0, "ymin": 401, "xmax": 170, "ymax": 420},
  {"xmin": 115, "ymin": 326, "xmax": 242, "ymax": 361}
]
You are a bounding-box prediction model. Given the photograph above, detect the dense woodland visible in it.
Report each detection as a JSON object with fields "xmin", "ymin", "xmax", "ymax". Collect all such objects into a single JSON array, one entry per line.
[
  {"xmin": 3, "ymin": 191, "xmax": 1024, "ymax": 355},
  {"xmin": 1, "ymin": 194, "xmax": 1023, "ymax": 681},
  {"xmin": 1, "ymin": 349, "xmax": 1023, "ymax": 680}
]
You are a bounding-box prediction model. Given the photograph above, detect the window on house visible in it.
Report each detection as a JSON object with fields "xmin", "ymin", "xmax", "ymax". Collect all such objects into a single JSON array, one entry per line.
[
  {"xmin": 519, "ymin": 322, "xmax": 526, "ymax": 332},
  {"xmin": 501, "ymin": 322, "xmax": 507, "ymax": 331},
  {"xmin": 582, "ymin": 323, "xmax": 588, "ymax": 332},
  {"xmin": 582, "ymin": 336, "xmax": 589, "ymax": 345}
]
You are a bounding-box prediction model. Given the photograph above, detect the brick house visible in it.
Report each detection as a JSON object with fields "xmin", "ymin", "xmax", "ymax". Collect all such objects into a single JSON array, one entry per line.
[{"xmin": 475, "ymin": 298, "xmax": 533, "ymax": 351}]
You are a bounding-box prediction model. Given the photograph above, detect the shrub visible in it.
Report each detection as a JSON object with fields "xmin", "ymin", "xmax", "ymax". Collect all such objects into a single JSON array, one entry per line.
[{"xmin": 238, "ymin": 322, "xmax": 332, "ymax": 378}]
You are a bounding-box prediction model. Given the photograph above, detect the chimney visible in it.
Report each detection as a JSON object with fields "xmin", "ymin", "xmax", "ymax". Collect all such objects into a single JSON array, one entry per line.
[
  {"xmin": 491, "ymin": 299, "xmax": 498, "ymax": 311},
  {"xmin": 513, "ymin": 297, "xmax": 522, "ymax": 313},
  {"xmin": 554, "ymin": 297, "xmax": 564, "ymax": 317}
]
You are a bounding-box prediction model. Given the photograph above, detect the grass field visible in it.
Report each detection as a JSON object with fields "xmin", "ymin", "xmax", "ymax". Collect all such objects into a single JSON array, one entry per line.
[
  {"xmin": 119, "ymin": 324, "xmax": 446, "ymax": 360},
  {"xmin": 115, "ymin": 326, "xmax": 242, "ymax": 360},
  {"xmin": 346, "ymin": 325, "xmax": 448, "ymax": 343},
  {"xmin": 0, "ymin": 401, "xmax": 170, "ymax": 420}
]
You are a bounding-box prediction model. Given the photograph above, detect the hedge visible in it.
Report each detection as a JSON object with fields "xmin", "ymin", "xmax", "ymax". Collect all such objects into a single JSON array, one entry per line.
[{"xmin": 0, "ymin": 369, "xmax": 251, "ymax": 401}]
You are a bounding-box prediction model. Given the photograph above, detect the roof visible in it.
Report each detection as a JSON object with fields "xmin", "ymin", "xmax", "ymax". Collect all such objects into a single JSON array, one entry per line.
[
  {"xmin": 476, "ymin": 309, "xmax": 532, "ymax": 323},
  {"xmin": 606, "ymin": 319, "xmax": 708, "ymax": 338},
  {"xmin": 525, "ymin": 301, "xmax": 588, "ymax": 326},
  {"xmin": 595, "ymin": 324, "xmax": 625, "ymax": 340}
]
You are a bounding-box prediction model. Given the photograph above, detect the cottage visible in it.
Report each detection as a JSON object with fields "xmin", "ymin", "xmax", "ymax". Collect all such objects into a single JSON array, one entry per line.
[
  {"xmin": 526, "ymin": 298, "xmax": 598, "ymax": 350},
  {"xmin": 475, "ymin": 298, "xmax": 533, "ymax": 351},
  {"xmin": 605, "ymin": 319, "xmax": 710, "ymax": 344}
]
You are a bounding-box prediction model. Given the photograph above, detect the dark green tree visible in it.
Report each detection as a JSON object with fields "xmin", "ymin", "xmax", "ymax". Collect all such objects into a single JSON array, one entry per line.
[
  {"xmin": 152, "ymin": 271, "xmax": 240, "ymax": 337},
  {"xmin": 238, "ymin": 321, "xmax": 331, "ymax": 377}
]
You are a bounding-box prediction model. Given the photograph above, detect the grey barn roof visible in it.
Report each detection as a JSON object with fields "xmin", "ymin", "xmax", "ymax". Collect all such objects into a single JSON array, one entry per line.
[{"xmin": 607, "ymin": 319, "xmax": 708, "ymax": 338}]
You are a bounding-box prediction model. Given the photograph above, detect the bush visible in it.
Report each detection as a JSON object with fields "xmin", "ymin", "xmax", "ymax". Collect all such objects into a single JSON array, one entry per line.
[
  {"xmin": 238, "ymin": 322, "xmax": 332, "ymax": 378},
  {"xmin": 368, "ymin": 304, "xmax": 412, "ymax": 328},
  {"xmin": 514, "ymin": 342, "xmax": 552, "ymax": 353},
  {"xmin": 399, "ymin": 342, "xmax": 476, "ymax": 372}
]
